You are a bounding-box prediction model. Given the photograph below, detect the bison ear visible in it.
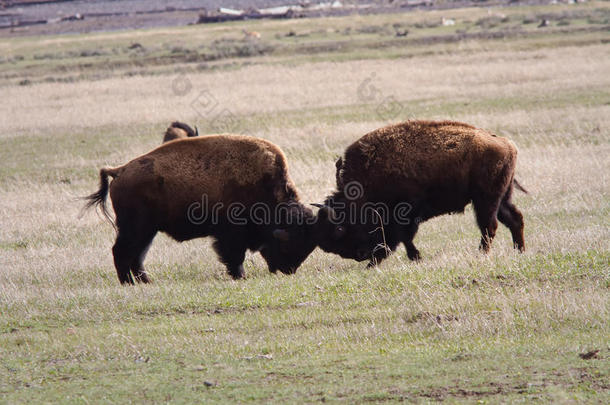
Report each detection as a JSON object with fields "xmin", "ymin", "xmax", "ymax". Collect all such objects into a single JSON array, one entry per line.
[{"xmin": 273, "ymin": 229, "xmax": 290, "ymax": 242}]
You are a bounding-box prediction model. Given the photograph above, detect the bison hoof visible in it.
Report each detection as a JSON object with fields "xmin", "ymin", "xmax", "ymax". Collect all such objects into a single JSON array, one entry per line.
[
  {"xmin": 134, "ymin": 272, "xmax": 151, "ymax": 283},
  {"xmin": 227, "ymin": 264, "xmax": 245, "ymax": 279},
  {"xmin": 407, "ymin": 250, "xmax": 421, "ymax": 261}
]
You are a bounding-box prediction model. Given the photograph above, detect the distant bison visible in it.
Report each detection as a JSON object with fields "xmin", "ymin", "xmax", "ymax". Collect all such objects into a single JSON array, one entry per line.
[
  {"xmin": 315, "ymin": 120, "xmax": 526, "ymax": 265},
  {"xmin": 162, "ymin": 121, "xmax": 198, "ymax": 143},
  {"xmin": 85, "ymin": 135, "xmax": 315, "ymax": 284}
]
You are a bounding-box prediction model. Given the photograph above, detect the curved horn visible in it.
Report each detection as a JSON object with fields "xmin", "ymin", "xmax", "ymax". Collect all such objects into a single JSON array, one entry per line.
[
  {"xmin": 194, "ymin": 126, "xmax": 199, "ymax": 137},
  {"xmin": 273, "ymin": 229, "xmax": 290, "ymax": 242}
]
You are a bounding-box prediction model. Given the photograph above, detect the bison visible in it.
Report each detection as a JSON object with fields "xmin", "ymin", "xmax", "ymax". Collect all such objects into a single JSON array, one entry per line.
[
  {"xmin": 162, "ymin": 121, "xmax": 198, "ymax": 143},
  {"xmin": 315, "ymin": 120, "xmax": 526, "ymax": 266},
  {"xmin": 84, "ymin": 135, "xmax": 316, "ymax": 284}
]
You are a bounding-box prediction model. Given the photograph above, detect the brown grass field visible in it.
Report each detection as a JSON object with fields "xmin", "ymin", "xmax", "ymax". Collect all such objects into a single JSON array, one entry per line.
[{"xmin": 0, "ymin": 2, "xmax": 609, "ymax": 403}]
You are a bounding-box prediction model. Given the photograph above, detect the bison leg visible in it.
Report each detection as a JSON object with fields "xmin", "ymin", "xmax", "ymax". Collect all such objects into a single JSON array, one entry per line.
[
  {"xmin": 400, "ymin": 222, "xmax": 421, "ymax": 261},
  {"xmin": 405, "ymin": 242, "xmax": 421, "ymax": 261},
  {"xmin": 212, "ymin": 234, "xmax": 247, "ymax": 279},
  {"xmin": 498, "ymin": 199, "xmax": 525, "ymax": 252},
  {"xmin": 129, "ymin": 230, "xmax": 157, "ymax": 283},
  {"xmin": 227, "ymin": 263, "xmax": 245, "ymax": 279},
  {"xmin": 473, "ymin": 197, "xmax": 500, "ymax": 253},
  {"xmin": 367, "ymin": 229, "xmax": 400, "ymax": 267},
  {"xmin": 112, "ymin": 210, "xmax": 157, "ymax": 285},
  {"xmin": 112, "ymin": 232, "xmax": 136, "ymax": 285},
  {"xmin": 367, "ymin": 248, "xmax": 391, "ymax": 268}
]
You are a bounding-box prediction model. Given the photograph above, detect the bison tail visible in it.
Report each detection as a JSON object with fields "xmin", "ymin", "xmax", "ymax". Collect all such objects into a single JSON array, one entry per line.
[
  {"xmin": 81, "ymin": 167, "xmax": 119, "ymax": 228},
  {"xmin": 513, "ymin": 178, "xmax": 528, "ymax": 194}
]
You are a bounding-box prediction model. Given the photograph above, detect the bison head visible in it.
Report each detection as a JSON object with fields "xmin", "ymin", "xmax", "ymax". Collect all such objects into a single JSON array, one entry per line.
[
  {"xmin": 313, "ymin": 196, "xmax": 391, "ymax": 263},
  {"xmin": 259, "ymin": 205, "xmax": 317, "ymax": 274}
]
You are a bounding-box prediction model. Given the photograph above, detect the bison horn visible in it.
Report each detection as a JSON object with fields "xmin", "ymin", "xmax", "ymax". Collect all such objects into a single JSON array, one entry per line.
[
  {"xmin": 273, "ymin": 229, "xmax": 290, "ymax": 241},
  {"xmin": 311, "ymin": 204, "xmax": 336, "ymax": 221},
  {"xmin": 194, "ymin": 126, "xmax": 199, "ymax": 137}
]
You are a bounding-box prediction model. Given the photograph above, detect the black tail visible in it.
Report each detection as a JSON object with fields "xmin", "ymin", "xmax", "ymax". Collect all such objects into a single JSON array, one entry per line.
[
  {"xmin": 170, "ymin": 121, "xmax": 198, "ymax": 137},
  {"xmin": 513, "ymin": 179, "xmax": 528, "ymax": 194},
  {"xmin": 82, "ymin": 167, "xmax": 118, "ymax": 228}
]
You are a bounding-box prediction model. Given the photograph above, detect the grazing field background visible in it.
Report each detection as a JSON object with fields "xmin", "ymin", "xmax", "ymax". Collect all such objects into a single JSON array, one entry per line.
[{"xmin": 1, "ymin": 2, "xmax": 609, "ymax": 403}]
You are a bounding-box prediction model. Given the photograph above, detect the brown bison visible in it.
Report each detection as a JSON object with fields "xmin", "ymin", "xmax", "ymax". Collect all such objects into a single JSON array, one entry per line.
[
  {"xmin": 162, "ymin": 121, "xmax": 198, "ymax": 143},
  {"xmin": 84, "ymin": 135, "xmax": 316, "ymax": 284},
  {"xmin": 315, "ymin": 120, "xmax": 526, "ymax": 265}
]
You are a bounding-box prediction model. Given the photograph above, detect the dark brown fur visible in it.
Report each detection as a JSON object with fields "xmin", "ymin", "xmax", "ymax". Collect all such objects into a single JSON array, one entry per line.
[
  {"xmin": 316, "ymin": 120, "xmax": 526, "ymax": 264},
  {"xmin": 85, "ymin": 135, "xmax": 315, "ymax": 284},
  {"xmin": 162, "ymin": 121, "xmax": 198, "ymax": 143}
]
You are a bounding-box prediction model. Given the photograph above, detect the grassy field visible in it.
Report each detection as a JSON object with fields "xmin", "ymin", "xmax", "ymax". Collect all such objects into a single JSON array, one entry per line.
[{"xmin": 1, "ymin": 2, "xmax": 609, "ymax": 403}]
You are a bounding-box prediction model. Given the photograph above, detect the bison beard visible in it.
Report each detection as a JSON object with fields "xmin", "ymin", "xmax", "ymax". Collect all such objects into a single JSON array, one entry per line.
[
  {"xmin": 315, "ymin": 120, "xmax": 527, "ymax": 266},
  {"xmin": 84, "ymin": 135, "xmax": 316, "ymax": 284}
]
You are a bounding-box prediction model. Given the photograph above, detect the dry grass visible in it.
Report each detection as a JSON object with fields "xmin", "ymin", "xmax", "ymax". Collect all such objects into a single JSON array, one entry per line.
[
  {"xmin": 0, "ymin": 3, "xmax": 609, "ymax": 403},
  {"xmin": 2, "ymin": 44, "xmax": 608, "ymax": 137}
]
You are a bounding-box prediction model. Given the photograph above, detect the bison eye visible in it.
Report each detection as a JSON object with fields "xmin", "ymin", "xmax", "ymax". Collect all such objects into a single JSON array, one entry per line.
[{"xmin": 334, "ymin": 225, "xmax": 346, "ymax": 239}]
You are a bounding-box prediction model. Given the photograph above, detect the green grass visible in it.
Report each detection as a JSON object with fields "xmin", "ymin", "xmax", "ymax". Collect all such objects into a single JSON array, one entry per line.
[{"xmin": 1, "ymin": 252, "xmax": 608, "ymax": 402}]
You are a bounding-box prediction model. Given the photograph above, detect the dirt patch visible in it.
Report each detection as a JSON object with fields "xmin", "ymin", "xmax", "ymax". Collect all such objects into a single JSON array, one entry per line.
[
  {"xmin": 405, "ymin": 311, "xmax": 459, "ymax": 324},
  {"xmin": 417, "ymin": 366, "xmax": 609, "ymax": 401}
]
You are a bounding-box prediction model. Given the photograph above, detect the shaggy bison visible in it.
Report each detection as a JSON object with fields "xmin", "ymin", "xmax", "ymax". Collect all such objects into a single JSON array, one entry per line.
[
  {"xmin": 85, "ymin": 135, "xmax": 316, "ymax": 284},
  {"xmin": 162, "ymin": 121, "xmax": 198, "ymax": 143},
  {"xmin": 315, "ymin": 120, "xmax": 526, "ymax": 265}
]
